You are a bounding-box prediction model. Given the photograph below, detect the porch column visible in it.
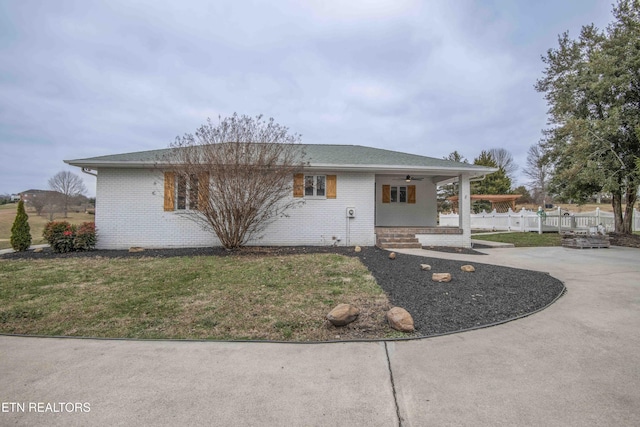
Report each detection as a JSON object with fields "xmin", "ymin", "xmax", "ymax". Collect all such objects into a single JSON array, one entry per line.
[{"xmin": 458, "ymin": 174, "xmax": 472, "ymax": 248}]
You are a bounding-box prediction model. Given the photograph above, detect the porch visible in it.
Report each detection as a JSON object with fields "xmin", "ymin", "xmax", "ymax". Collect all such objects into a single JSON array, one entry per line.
[{"xmin": 375, "ymin": 226, "xmax": 463, "ymax": 249}]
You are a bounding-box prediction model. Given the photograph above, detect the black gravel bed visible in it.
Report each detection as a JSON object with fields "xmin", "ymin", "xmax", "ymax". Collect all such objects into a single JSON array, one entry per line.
[
  {"xmin": 356, "ymin": 247, "xmax": 565, "ymax": 336},
  {"xmin": 2, "ymin": 245, "xmax": 565, "ymax": 338}
]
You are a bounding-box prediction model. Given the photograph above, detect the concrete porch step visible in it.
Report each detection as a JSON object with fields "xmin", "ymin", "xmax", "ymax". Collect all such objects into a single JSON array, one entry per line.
[{"xmin": 376, "ymin": 234, "xmax": 422, "ymax": 249}]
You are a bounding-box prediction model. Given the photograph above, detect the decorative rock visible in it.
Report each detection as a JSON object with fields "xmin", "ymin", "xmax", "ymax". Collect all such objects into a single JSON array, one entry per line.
[
  {"xmin": 129, "ymin": 247, "xmax": 145, "ymax": 253},
  {"xmin": 389, "ymin": 252, "xmax": 396, "ymax": 260},
  {"xmin": 354, "ymin": 246, "xmax": 362, "ymax": 253},
  {"xmin": 461, "ymin": 265, "xmax": 475, "ymax": 272},
  {"xmin": 432, "ymin": 273, "xmax": 452, "ymax": 282},
  {"xmin": 386, "ymin": 307, "xmax": 415, "ymax": 332},
  {"xmin": 420, "ymin": 264, "xmax": 432, "ymax": 271},
  {"xmin": 33, "ymin": 247, "xmax": 43, "ymax": 253},
  {"xmin": 326, "ymin": 303, "xmax": 360, "ymax": 326}
]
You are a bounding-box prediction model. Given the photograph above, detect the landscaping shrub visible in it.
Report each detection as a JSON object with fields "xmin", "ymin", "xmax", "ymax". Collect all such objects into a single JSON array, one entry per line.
[
  {"xmin": 10, "ymin": 200, "xmax": 31, "ymax": 251},
  {"xmin": 43, "ymin": 221, "xmax": 97, "ymax": 253},
  {"xmin": 74, "ymin": 222, "xmax": 97, "ymax": 251}
]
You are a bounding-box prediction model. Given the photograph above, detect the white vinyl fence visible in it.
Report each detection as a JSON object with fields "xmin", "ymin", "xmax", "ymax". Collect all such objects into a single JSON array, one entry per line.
[{"xmin": 439, "ymin": 207, "xmax": 640, "ymax": 233}]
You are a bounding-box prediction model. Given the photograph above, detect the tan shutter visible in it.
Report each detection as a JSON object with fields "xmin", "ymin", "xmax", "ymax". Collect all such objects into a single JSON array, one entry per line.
[
  {"xmin": 382, "ymin": 185, "xmax": 390, "ymax": 203},
  {"xmin": 293, "ymin": 173, "xmax": 304, "ymax": 197},
  {"xmin": 164, "ymin": 172, "xmax": 175, "ymax": 211},
  {"xmin": 326, "ymin": 175, "xmax": 337, "ymax": 199},
  {"xmin": 198, "ymin": 172, "xmax": 209, "ymax": 210},
  {"xmin": 408, "ymin": 185, "xmax": 416, "ymax": 204}
]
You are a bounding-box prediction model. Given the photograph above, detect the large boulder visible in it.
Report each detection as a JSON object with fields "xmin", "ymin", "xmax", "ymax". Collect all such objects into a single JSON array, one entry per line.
[
  {"xmin": 461, "ymin": 265, "xmax": 475, "ymax": 272},
  {"xmin": 387, "ymin": 307, "xmax": 415, "ymax": 332},
  {"xmin": 388, "ymin": 252, "xmax": 397, "ymax": 260},
  {"xmin": 327, "ymin": 304, "xmax": 360, "ymax": 326},
  {"xmin": 420, "ymin": 264, "xmax": 432, "ymax": 271}
]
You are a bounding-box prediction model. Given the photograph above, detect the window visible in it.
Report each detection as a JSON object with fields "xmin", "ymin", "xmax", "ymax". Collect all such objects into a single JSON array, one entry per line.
[
  {"xmin": 293, "ymin": 174, "xmax": 336, "ymax": 199},
  {"xmin": 382, "ymin": 184, "xmax": 416, "ymax": 204},
  {"xmin": 164, "ymin": 172, "xmax": 208, "ymax": 211},
  {"xmin": 176, "ymin": 174, "xmax": 199, "ymax": 210},
  {"xmin": 304, "ymin": 175, "xmax": 326, "ymax": 197},
  {"xmin": 390, "ymin": 186, "xmax": 407, "ymax": 203}
]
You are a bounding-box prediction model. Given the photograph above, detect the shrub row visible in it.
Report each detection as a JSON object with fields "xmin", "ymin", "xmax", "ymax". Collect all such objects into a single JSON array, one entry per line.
[{"xmin": 43, "ymin": 221, "xmax": 97, "ymax": 253}]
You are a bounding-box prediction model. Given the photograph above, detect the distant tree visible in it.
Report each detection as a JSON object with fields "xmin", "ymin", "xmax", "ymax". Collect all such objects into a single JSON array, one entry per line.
[
  {"xmin": 472, "ymin": 150, "xmax": 512, "ymax": 194},
  {"xmin": 48, "ymin": 171, "xmax": 87, "ymax": 218},
  {"xmin": 437, "ymin": 151, "xmax": 469, "ymax": 212},
  {"xmin": 535, "ymin": 0, "xmax": 640, "ymax": 233},
  {"xmin": 444, "ymin": 151, "xmax": 468, "ymax": 163},
  {"xmin": 10, "ymin": 200, "xmax": 31, "ymax": 251},
  {"xmin": 471, "ymin": 151, "xmax": 512, "ymax": 212},
  {"xmin": 488, "ymin": 148, "xmax": 518, "ymax": 182},
  {"xmin": 164, "ymin": 113, "xmax": 306, "ymax": 249},
  {"xmin": 523, "ymin": 143, "xmax": 552, "ymax": 205},
  {"xmin": 512, "ymin": 185, "xmax": 533, "ymax": 204}
]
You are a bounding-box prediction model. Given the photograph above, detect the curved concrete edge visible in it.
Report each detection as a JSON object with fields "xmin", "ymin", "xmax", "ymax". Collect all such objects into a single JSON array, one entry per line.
[{"xmin": 471, "ymin": 238, "xmax": 515, "ymax": 248}]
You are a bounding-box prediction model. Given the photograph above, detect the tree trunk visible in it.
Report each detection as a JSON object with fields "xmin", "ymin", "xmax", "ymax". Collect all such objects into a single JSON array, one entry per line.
[
  {"xmin": 622, "ymin": 184, "xmax": 637, "ymax": 234},
  {"xmin": 612, "ymin": 191, "xmax": 624, "ymax": 233}
]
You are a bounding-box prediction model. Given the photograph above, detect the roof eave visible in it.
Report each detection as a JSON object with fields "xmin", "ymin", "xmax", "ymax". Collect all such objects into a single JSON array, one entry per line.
[{"xmin": 64, "ymin": 159, "xmax": 497, "ymax": 179}]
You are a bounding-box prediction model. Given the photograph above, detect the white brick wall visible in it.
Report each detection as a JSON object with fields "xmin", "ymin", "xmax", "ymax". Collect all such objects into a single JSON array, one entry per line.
[{"xmin": 95, "ymin": 168, "xmax": 376, "ymax": 249}]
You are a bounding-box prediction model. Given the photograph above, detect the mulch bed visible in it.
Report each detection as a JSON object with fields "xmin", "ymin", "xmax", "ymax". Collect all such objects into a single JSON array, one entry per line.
[
  {"xmin": 356, "ymin": 247, "xmax": 564, "ymax": 336},
  {"xmin": 1, "ymin": 245, "xmax": 566, "ymax": 339},
  {"xmin": 609, "ymin": 232, "xmax": 640, "ymax": 249}
]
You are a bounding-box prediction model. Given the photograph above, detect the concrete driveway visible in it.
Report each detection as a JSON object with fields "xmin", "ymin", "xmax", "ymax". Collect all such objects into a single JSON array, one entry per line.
[{"xmin": 1, "ymin": 246, "xmax": 639, "ymax": 426}]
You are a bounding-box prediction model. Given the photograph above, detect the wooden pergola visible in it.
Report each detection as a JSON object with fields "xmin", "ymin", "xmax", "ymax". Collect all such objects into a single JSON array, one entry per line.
[{"xmin": 448, "ymin": 194, "xmax": 522, "ymax": 213}]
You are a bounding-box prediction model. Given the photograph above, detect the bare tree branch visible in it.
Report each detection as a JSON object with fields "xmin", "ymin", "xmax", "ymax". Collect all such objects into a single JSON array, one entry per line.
[
  {"xmin": 162, "ymin": 113, "xmax": 307, "ymax": 249},
  {"xmin": 523, "ymin": 143, "xmax": 552, "ymax": 205},
  {"xmin": 48, "ymin": 171, "xmax": 87, "ymax": 218}
]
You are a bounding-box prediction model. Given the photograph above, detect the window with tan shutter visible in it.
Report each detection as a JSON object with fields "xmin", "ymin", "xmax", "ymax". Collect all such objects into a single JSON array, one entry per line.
[
  {"xmin": 383, "ymin": 184, "xmax": 416, "ymax": 204},
  {"xmin": 293, "ymin": 173, "xmax": 304, "ymax": 198},
  {"xmin": 382, "ymin": 185, "xmax": 391, "ymax": 203},
  {"xmin": 326, "ymin": 175, "xmax": 337, "ymax": 199},
  {"xmin": 165, "ymin": 172, "xmax": 205, "ymax": 211},
  {"xmin": 164, "ymin": 172, "xmax": 175, "ymax": 211},
  {"xmin": 296, "ymin": 174, "xmax": 336, "ymax": 199}
]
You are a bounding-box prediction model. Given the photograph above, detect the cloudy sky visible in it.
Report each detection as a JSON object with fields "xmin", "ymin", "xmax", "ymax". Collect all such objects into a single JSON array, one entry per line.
[{"xmin": 0, "ymin": 0, "xmax": 614, "ymax": 196}]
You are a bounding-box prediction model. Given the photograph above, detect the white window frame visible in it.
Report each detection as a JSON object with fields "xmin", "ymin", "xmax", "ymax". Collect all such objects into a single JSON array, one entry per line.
[
  {"xmin": 390, "ymin": 186, "xmax": 407, "ymax": 203},
  {"xmin": 175, "ymin": 174, "xmax": 200, "ymax": 211},
  {"xmin": 304, "ymin": 175, "xmax": 327, "ymax": 199}
]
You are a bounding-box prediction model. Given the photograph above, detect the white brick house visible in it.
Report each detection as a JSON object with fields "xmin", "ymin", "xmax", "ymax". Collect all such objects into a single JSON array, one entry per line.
[{"xmin": 66, "ymin": 144, "xmax": 495, "ymax": 249}]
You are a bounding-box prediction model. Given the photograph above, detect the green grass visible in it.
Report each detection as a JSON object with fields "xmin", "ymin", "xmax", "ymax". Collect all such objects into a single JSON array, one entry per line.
[
  {"xmin": 0, "ymin": 203, "xmax": 94, "ymax": 250},
  {"xmin": 473, "ymin": 232, "xmax": 562, "ymax": 247},
  {"xmin": 0, "ymin": 253, "xmax": 392, "ymax": 341}
]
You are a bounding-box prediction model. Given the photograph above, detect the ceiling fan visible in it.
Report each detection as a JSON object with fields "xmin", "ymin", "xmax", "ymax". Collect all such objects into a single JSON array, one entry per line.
[{"xmin": 393, "ymin": 175, "xmax": 425, "ymax": 182}]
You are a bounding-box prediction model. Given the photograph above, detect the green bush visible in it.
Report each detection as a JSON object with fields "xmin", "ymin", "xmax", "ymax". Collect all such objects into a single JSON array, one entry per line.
[
  {"xmin": 43, "ymin": 221, "xmax": 97, "ymax": 253},
  {"xmin": 10, "ymin": 200, "xmax": 31, "ymax": 251}
]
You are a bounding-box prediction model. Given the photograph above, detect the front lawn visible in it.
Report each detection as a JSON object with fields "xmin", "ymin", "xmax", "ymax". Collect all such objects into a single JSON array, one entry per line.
[
  {"xmin": 473, "ymin": 232, "xmax": 562, "ymax": 247},
  {"xmin": 0, "ymin": 203, "xmax": 94, "ymax": 250},
  {"xmin": 0, "ymin": 253, "xmax": 391, "ymax": 341}
]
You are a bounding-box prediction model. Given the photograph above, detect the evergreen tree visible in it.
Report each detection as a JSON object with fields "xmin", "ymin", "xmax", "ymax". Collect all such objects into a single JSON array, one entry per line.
[
  {"xmin": 10, "ymin": 200, "xmax": 31, "ymax": 251},
  {"xmin": 536, "ymin": 0, "xmax": 640, "ymax": 233},
  {"xmin": 472, "ymin": 150, "xmax": 512, "ymax": 194}
]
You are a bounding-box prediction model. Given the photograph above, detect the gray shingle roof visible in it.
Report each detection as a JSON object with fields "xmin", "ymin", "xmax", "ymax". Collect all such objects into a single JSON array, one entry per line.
[{"xmin": 65, "ymin": 144, "xmax": 495, "ymax": 176}]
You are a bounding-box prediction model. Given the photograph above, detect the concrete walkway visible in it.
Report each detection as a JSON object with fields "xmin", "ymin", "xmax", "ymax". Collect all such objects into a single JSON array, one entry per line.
[{"xmin": 1, "ymin": 246, "xmax": 639, "ymax": 426}]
